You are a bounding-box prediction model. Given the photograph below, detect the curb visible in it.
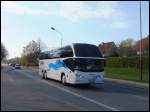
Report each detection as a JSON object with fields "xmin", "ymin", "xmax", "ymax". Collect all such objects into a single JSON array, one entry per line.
[{"xmin": 105, "ymin": 77, "xmax": 149, "ymax": 88}]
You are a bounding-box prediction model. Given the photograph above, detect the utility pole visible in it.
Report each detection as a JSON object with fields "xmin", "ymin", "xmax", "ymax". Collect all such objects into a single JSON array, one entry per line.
[
  {"xmin": 51, "ymin": 27, "xmax": 63, "ymax": 48},
  {"xmin": 140, "ymin": 1, "xmax": 143, "ymax": 80}
]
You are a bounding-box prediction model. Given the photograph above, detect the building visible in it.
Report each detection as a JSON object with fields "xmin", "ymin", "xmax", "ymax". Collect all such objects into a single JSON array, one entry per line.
[
  {"xmin": 132, "ymin": 35, "xmax": 149, "ymax": 55},
  {"xmin": 98, "ymin": 42, "xmax": 117, "ymax": 57}
]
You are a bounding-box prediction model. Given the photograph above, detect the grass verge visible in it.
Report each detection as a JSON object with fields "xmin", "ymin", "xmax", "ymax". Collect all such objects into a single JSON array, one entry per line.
[{"xmin": 104, "ymin": 67, "xmax": 149, "ymax": 83}]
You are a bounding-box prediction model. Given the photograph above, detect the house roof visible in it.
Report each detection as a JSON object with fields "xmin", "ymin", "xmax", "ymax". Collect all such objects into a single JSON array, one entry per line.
[
  {"xmin": 132, "ymin": 35, "xmax": 149, "ymax": 52},
  {"xmin": 98, "ymin": 42, "xmax": 115, "ymax": 54}
]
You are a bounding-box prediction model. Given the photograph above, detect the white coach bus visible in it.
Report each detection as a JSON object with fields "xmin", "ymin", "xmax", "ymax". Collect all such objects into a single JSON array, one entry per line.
[{"xmin": 39, "ymin": 43, "xmax": 105, "ymax": 85}]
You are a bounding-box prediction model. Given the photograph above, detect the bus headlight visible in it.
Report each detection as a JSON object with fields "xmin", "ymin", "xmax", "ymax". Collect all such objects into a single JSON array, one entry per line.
[
  {"xmin": 97, "ymin": 75, "xmax": 101, "ymax": 78},
  {"xmin": 97, "ymin": 75, "xmax": 103, "ymax": 79},
  {"xmin": 76, "ymin": 74, "xmax": 83, "ymax": 78}
]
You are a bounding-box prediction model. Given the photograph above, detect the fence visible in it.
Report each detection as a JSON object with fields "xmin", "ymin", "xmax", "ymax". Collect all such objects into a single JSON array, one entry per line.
[{"xmin": 105, "ymin": 56, "xmax": 149, "ymax": 71}]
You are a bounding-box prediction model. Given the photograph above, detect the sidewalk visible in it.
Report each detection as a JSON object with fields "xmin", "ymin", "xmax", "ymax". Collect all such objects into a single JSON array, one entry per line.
[
  {"xmin": 105, "ymin": 77, "xmax": 149, "ymax": 88},
  {"xmin": 23, "ymin": 66, "xmax": 39, "ymax": 72}
]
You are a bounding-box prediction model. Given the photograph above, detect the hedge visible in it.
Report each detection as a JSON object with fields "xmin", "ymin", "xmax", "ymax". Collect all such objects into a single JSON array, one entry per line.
[{"xmin": 105, "ymin": 56, "xmax": 149, "ymax": 70}]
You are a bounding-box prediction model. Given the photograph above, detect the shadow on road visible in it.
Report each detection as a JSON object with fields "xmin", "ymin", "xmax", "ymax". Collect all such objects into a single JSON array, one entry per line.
[
  {"xmin": 6, "ymin": 68, "xmax": 16, "ymax": 73},
  {"xmin": 44, "ymin": 77, "xmax": 148, "ymax": 97},
  {"xmin": 45, "ymin": 77, "xmax": 105, "ymax": 90}
]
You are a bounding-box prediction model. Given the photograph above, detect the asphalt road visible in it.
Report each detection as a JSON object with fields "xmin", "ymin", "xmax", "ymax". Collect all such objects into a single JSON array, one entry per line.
[{"xmin": 1, "ymin": 65, "xmax": 149, "ymax": 111}]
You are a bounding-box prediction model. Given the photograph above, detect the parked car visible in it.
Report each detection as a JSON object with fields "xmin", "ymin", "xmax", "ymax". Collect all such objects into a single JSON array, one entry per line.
[
  {"xmin": 10, "ymin": 63, "xmax": 16, "ymax": 67},
  {"xmin": 15, "ymin": 64, "xmax": 21, "ymax": 69}
]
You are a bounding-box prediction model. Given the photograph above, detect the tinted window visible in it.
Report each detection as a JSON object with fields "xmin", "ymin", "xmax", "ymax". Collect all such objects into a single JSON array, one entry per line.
[
  {"xmin": 51, "ymin": 49, "xmax": 61, "ymax": 58},
  {"xmin": 63, "ymin": 58, "xmax": 104, "ymax": 72},
  {"xmin": 60, "ymin": 46, "xmax": 73, "ymax": 58},
  {"xmin": 74, "ymin": 58, "xmax": 104, "ymax": 72},
  {"xmin": 73, "ymin": 44, "xmax": 103, "ymax": 57},
  {"xmin": 39, "ymin": 51, "xmax": 50, "ymax": 59},
  {"xmin": 40, "ymin": 46, "xmax": 73, "ymax": 59},
  {"xmin": 63, "ymin": 58, "xmax": 75, "ymax": 71}
]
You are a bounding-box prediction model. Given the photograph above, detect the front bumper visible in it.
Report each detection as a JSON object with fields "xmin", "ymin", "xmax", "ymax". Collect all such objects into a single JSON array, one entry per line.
[{"xmin": 69, "ymin": 71, "xmax": 104, "ymax": 84}]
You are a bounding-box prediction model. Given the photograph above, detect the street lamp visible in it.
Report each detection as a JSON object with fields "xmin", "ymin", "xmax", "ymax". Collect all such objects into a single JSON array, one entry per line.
[
  {"xmin": 139, "ymin": 1, "xmax": 143, "ymax": 80},
  {"xmin": 51, "ymin": 27, "xmax": 63, "ymax": 48}
]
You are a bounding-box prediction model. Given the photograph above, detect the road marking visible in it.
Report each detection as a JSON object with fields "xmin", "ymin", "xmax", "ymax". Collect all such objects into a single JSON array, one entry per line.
[
  {"xmin": 9, "ymin": 70, "xmax": 117, "ymax": 110},
  {"xmin": 132, "ymin": 95, "xmax": 149, "ymax": 101},
  {"xmin": 9, "ymin": 70, "xmax": 93, "ymax": 111},
  {"xmin": 41, "ymin": 80, "xmax": 119, "ymax": 111},
  {"xmin": 6, "ymin": 74, "xmax": 14, "ymax": 82},
  {"xmin": 105, "ymin": 78, "xmax": 149, "ymax": 88}
]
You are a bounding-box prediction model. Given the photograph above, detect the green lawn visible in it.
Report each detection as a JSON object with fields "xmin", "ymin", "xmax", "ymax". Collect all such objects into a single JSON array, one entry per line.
[{"xmin": 104, "ymin": 67, "xmax": 149, "ymax": 83}]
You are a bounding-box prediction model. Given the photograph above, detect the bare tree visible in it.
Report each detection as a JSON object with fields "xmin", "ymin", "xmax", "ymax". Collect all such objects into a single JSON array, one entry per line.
[
  {"xmin": 21, "ymin": 39, "xmax": 47, "ymax": 66},
  {"xmin": 108, "ymin": 43, "xmax": 119, "ymax": 57},
  {"xmin": 1, "ymin": 43, "xmax": 8, "ymax": 61},
  {"xmin": 118, "ymin": 38, "xmax": 135, "ymax": 56},
  {"xmin": 8, "ymin": 57, "xmax": 20, "ymax": 64},
  {"xmin": 37, "ymin": 38, "xmax": 47, "ymax": 52}
]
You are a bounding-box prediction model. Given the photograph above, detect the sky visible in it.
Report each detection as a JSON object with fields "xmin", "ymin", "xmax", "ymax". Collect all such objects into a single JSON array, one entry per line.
[{"xmin": 1, "ymin": 1, "xmax": 149, "ymax": 59}]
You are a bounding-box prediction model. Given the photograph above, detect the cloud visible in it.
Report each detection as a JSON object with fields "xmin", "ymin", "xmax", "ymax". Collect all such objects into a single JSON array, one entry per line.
[
  {"xmin": 58, "ymin": 1, "xmax": 128, "ymax": 28},
  {"xmin": 1, "ymin": 1, "xmax": 52, "ymax": 15},
  {"xmin": 59, "ymin": 1, "xmax": 120, "ymax": 21},
  {"xmin": 1, "ymin": 1, "xmax": 128, "ymax": 29},
  {"xmin": 110, "ymin": 21, "xmax": 128, "ymax": 29},
  {"xmin": 59, "ymin": 1, "xmax": 92, "ymax": 21}
]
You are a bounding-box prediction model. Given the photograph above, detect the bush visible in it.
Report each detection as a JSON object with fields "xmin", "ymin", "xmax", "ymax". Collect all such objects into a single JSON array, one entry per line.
[
  {"xmin": 20, "ymin": 54, "xmax": 39, "ymax": 66},
  {"xmin": 105, "ymin": 56, "xmax": 149, "ymax": 70}
]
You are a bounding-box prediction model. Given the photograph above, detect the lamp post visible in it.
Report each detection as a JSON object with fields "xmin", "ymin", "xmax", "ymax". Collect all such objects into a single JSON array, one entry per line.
[
  {"xmin": 140, "ymin": 1, "xmax": 143, "ymax": 80},
  {"xmin": 51, "ymin": 27, "xmax": 63, "ymax": 48}
]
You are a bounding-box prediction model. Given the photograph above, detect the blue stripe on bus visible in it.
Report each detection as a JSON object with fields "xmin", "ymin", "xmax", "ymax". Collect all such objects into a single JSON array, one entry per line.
[{"xmin": 48, "ymin": 59, "xmax": 66, "ymax": 70}]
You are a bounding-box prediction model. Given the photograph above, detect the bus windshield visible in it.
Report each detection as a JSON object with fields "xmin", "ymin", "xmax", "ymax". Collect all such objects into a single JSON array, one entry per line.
[
  {"xmin": 64, "ymin": 58, "xmax": 104, "ymax": 72},
  {"xmin": 73, "ymin": 43, "xmax": 103, "ymax": 58}
]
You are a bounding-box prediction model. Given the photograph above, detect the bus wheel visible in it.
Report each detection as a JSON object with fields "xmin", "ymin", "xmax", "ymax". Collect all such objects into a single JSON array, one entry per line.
[
  {"xmin": 45, "ymin": 72, "xmax": 48, "ymax": 80},
  {"xmin": 62, "ymin": 75, "xmax": 67, "ymax": 86},
  {"xmin": 42, "ymin": 71, "xmax": 46, "ymax": 79}
]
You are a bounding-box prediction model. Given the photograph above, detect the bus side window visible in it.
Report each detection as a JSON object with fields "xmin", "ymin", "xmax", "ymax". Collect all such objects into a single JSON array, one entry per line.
[
  {"xmin": 39, "ymin": 53, "xmax": 44, "ymax": 60},
  {"xmin": 40, "ymin": 51, "xmax": 50, "ymax": 60},
  {"xmin": 60, "ymin": 46, "xmax": 73, "ymax": 58}
]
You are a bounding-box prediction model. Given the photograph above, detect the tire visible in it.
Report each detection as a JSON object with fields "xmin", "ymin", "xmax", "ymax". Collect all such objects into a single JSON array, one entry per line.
[
  {"xmin": 45, "ymin": 72, "xmax": 48, "ymax": 80},
  {"xmin": 41, "ymin": 71, "xmax": 45, "ymax": 79},
  {"xmin": 42, "ymin": 71, "xmax": 46, "ymax": 79},
  {"xmin": 61, "ymin": 75, "xmax": 67, "ymax": 86}
]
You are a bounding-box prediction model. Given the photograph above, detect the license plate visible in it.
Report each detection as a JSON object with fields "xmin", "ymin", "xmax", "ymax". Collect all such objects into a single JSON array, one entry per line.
[
  {"xmin": 89, "ymin": 74, "xmax": 95, "ymax": 75},
  {"xmin": 89, "ymin": 79, "xmax": 95, "ymax": 83}
]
